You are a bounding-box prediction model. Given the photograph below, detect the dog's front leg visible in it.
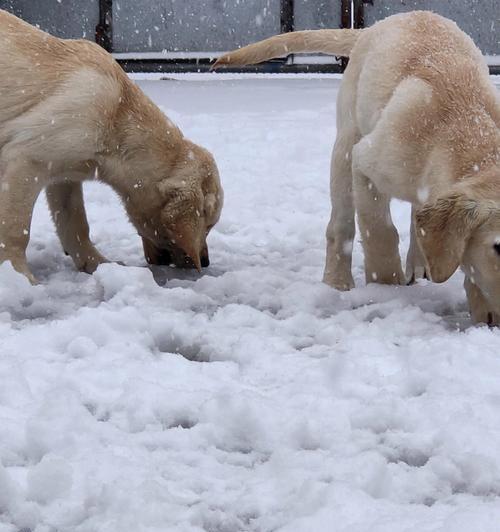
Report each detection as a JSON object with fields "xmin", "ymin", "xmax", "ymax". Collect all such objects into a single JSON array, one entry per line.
[
  {"xmin": 46, "ymin": 181, "xmax": 110, "ymax": 273},
  {"xmin": 464, "ymin": 277, "xmax": 499, "ymax": 326},
  {"xmin": 406, "ymin": 205, "xmax": 428, "ymax": 284},
  {"xmin": 0, "ymin": 160, "xmax": 44, "ymax": 283},
  {"xmin": 353, "ymin": 170, "xmax": 405, "ymax": 286}
]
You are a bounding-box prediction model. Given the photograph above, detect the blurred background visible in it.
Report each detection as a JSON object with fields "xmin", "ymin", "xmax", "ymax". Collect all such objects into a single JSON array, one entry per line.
[{"xmin": 0, "ymin": 0, "xmax": 498, "ymax": 73}]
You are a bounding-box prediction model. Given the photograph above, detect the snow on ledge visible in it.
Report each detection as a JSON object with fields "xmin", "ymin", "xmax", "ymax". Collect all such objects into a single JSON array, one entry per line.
[
  {"xmin": 113, "ymin": 51, "xmax": 337, "ymax": 65},
  {"xmin": 128, "ymin": 72, "xmax": 344, "ymax": 81},
  {"xmin": 113, "ymin": 50, "xmax": 225, "ymax": 60},
  {"xmin": 116, "ymin": 50, "xmax": 499, "ymax": 65}
]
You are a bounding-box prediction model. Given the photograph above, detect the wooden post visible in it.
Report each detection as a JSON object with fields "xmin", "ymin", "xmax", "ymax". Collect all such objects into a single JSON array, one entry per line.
[
  {"xmin": 280, "ymin": 0, "xmax": 294, "ymax": 33},
  {"xmin": 340, "ymin": 0, "xmax": 352, "ymax": 71},
  {"xmin": 96, "ymin": 0, "xmax": 113, "ymax": 52},
  {"xmin": 353, "ymin": 0, "xmax": 369, "ymax": 29}
]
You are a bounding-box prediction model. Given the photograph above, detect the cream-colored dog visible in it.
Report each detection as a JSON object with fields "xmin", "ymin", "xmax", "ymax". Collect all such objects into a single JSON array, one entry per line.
[
  {"xmin": 214, "ymin": 11, "xmax": 500, "ymax": 325},
  {"xmin": 0, "ymin": 10, "xmax": 223, "ymax": 283}
]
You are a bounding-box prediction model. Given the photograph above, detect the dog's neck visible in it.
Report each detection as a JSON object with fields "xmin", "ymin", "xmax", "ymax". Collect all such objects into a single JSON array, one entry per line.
[
  {"xmin": 97, "ymin": 83, "xmax": 183, "ymax": 197},
  {"xmin": 95, "ymin": 85, "xmax": 187, "ymax": 235},
  {"xmin": 454, "ymin": 159, "xmax": 500, "ymax": 203},
  {"xmin": 430, "ymin": 102, "xmax": 500, "ymax": 201},
  {"xmin": 449, "ymin": 112, "xmax": 500, "ymax": 177}
]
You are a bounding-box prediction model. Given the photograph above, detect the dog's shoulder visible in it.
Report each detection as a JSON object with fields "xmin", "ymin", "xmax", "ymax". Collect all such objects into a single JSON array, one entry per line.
[{"xmin": 64, "ymin": 38, "xmax": 121, "ymax": 75}]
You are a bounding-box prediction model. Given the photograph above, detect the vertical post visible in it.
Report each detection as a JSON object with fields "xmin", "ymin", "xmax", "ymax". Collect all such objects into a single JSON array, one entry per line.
[
  {"xmin": 96, "ymin": 0, "xmax": 113, "ymax": 52},
  {"xmin": 341, "ymin": 0, "xmax": 351, "ymax": 30},
  {"xmin": 280, "ymin": 0, "xmax": 294, "ymax": 33},
  {"xmin": 353, "ymin": 0, "xmax": 367, "ymax": 29},
  {"xmin": 340, "ymin": 0, "xmax": 352, "ymax": 71}
]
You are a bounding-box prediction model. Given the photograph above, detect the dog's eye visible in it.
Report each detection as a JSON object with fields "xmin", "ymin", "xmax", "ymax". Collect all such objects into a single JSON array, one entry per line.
[{"xmin": 494, "ymin": 242, "xmax": 500, "ymax": 256}]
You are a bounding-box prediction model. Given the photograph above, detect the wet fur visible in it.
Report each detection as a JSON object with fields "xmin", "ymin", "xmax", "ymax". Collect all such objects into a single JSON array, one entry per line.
[
  {"xmin": 214, "ymin": 11, "xmax": 500, "ymax": 325},
  {"xmin": 0, "ymin": 10, "xmax": 222, "ymax": 281}
]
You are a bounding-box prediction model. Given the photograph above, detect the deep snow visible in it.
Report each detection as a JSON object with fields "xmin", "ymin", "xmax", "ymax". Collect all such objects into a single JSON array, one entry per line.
[{"xmin": 1, "ymin": 75, "xmax": 500, "ymax": 532}]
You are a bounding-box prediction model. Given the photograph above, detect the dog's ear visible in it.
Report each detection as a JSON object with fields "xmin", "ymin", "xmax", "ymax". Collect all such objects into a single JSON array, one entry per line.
[
  {"xmin": 158, "ymin": 182, "xmax": 204, "ymax": 271},
  {"xmin": 415, "ymin": 194, "xmax": 484, "ymax": 282},
  {"xmin": 157, "ymin": 180, "xmax": 185, "ymax": 201},
  {"xmin": 168, "ymin": 218, "xmax": 203, "ymax": 271},
  {"xmin": 157, "ymin": 181, "xmax": 200, "ymax": 220}
]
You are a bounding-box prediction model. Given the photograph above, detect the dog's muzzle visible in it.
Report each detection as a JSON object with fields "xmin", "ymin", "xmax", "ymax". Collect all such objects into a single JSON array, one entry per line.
[{"xmin": 142, "ymin": 238, "xmax": 209, "ymax": 269}]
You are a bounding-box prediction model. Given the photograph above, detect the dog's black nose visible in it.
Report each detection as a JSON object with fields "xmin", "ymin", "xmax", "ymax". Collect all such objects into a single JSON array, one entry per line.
[{"xmin": 201, "ymin": 255, "xmax": 210, "ymax": 268}]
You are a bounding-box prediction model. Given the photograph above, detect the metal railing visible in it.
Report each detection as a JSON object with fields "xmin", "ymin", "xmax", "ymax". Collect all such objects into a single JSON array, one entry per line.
[
  {"xmin": 107, "ymin": 0, "xmax": 499, "ymax": 75},
  {"xmin": 1, "ymin": 0, "xmax": 498, "ymax": 74}
]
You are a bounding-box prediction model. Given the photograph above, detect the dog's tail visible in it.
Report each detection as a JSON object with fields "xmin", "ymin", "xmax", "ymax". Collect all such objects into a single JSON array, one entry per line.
[{"xmin": 212, "ymin": 29, "xmax": 362, "ymax": 69}]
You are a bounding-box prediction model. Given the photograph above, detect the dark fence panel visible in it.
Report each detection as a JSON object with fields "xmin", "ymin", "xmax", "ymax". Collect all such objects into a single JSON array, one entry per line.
[
  {"xmin": 294, "ymin": 0, "xmax": 341, "ymax": 31},
  {"xmin": 0, "ymin": 0, "xmax": 99, "ymax": 40},
  {"xmin": 113, "ymin": 0, "xmax": 281, "ymax": 53},
  {"xmin": 0, "ymin": 1, "xmax": 497, "ymax": 72}
]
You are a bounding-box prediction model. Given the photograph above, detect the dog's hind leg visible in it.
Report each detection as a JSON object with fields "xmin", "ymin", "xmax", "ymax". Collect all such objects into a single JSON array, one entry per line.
[
  {"xmin": 46, "ymin": 182, "xmax": 110, "ymax": 273},
  {"xmin": 353, "ymin": 170, "xmax": 405, "ymax": 286},
  {"xmin": 323, "ymin": 131, "xmax": 357, "ymax": 291}
]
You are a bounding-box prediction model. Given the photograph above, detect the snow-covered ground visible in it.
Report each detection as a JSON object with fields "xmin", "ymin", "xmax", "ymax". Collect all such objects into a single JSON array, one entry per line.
[{"xmin": 1, "ymin": 75, "xmax": 500, "ymax": 532}]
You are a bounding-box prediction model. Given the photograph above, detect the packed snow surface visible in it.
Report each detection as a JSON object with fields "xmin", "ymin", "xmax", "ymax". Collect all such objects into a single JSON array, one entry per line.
[{"xmin": 1, "ymin": 76, "xmax": 500, "ymax": 532}]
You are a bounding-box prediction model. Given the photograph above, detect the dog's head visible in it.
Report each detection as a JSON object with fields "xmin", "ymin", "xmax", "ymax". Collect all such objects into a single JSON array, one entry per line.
[
  {"xmin": 415, "ymin": 193, "xmax": 500, "ymax": 318},
  {"xmin": 139, "ymin": 142, "xmax": 223, "ymax": 270}
]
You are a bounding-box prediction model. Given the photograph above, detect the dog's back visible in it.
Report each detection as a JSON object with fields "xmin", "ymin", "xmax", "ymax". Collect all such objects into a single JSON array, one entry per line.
[
  {"xmin": 349, "ymin": 11, "xmax": 497, "ymax": 134},
  {"xmin": 214, "ymin": 10, "xmax": 498, "ymax": 134},
  {"xmin": 0, "ymin": 10, "xmax": 129, "ymax": 161},
  {"xmin": 0, "ymin": 11, "xmax": 115, "ymax": 117}
]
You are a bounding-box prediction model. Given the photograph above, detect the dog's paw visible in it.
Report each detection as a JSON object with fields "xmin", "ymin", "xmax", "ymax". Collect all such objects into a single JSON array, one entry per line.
[
  {"xmin": 323, "ymin": 272, "xmax": 355, "ymax": 291},
  {"xmin": 464, "ymin": 278, "xmax": 499, "ymax": 327},
  {"xmin": 2, "ymin": 257, "xmax": 39, "ymax": 285},
  {"xmin": 468, "ymin": 299, "xmax": 500, "ymax": 327},
  {"xmin": 76, "ymin": 250, "xmax": 111, "ymax": 274},
  {"xmin": 405, "ymin": 244, "xmax": 429, "ymax": 284},
  {"xmin": 470, "ymin": 307, "xmax": 500, "ymax": 327},
  {"xmin": 405, "ymin": 264, "xmax": 429, "ymax": 285},
  {"xmin": 26, "ymin": 271, "xmax": 39, "ymax": 285},
  {"xmin": 486, "ymin": 312, "xmax": 500, "ymax": 327},
  {"xmin": 365, "ymin": 267, "xmax": 406, "ymax": 286}
]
